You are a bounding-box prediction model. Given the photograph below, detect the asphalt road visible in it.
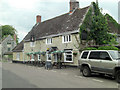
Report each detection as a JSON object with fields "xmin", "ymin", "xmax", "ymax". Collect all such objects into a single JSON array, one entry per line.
[{"xmin": 1, "ymin": 62, "xmax": 119, "ymax": 88}]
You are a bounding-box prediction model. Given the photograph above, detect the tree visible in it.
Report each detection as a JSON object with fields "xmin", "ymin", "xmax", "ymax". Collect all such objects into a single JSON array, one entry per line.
[
  {"xmin": 80, "ymin": 2, "xmax": 117, "ymax": 46},
  {"xmin": 1, "ymin": 25, "xmax": 19, "ymax": 44},
  {"xmin": 89, "ymin": 2, "xmax": 117, "ymax": 45}
]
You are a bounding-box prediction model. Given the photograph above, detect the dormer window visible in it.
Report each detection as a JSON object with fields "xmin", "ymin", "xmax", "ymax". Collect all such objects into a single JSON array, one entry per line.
[
  {"xmin": 46, "ymin": 38, "xmax": 52, "ymax": 44},
  {"xmin": 62, "ymin": 35, "xmax": 72, "ymax": 43}
]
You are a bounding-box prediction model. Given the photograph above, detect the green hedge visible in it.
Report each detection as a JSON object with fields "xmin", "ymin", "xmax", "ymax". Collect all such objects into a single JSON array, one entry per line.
[
  {"xmin": 84, "ymin": 47, "xmax": 97, "ymax": 50},
  {"xmin": 84, "ymin": 46, "xmax": 119, "ymax": 50},
  {"xmin": 98, "ymin": 46, "xmax": 119, "ymax": 50}
]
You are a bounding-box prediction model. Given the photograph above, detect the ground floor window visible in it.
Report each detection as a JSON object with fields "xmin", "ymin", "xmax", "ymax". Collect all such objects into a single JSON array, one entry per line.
[
  {"xmin": 16, "ymin": 53, "xmax": 20, "ymax": 60},
  {"xmin": 54, "ymin": 54, "xmax": 58, "ymax": 62},
  {"xmin": 64, "ymin": 50, "xmax": 73, "ymax": 62},
  {"xmin": 31, "ymin": 54, "xmax": 34, "ymax": 61},
  {"xmin": 38, "ymin": 54, "xmax": 41, "ymax": 61},
  {"xmin": 47, "ymin": 54, "xmax": 52, "ymax": 61}
]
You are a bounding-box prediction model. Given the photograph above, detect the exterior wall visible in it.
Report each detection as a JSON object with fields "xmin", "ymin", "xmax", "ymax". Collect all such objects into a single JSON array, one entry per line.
[
  {"xmin": 24, "ymin": 33, "xmax": 80, "ymax": 66},
  {"xmin": 1, "ymin": 35, "xmax": 16, "ymax": 55},
  {"xmin": 13, "ymin": 52, "xmax": 23, "ymax": 61}
]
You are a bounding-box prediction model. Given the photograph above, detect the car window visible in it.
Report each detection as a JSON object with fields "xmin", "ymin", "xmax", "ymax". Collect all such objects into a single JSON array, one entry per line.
[
  {"xmin": 81, "ymin": 52, "xmax": 89, "ymax": 59},
  {"xmin": 89, "ymin": 51, "xmax": 100, "ymax": 59},
  {"xmin": 100, "ymin": 52, "xmax": 111, "ymax": 60}
]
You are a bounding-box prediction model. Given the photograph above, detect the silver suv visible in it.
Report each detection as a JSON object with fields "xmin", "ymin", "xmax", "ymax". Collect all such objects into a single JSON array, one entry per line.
[{"xmin": 78, "ymin": 50, "xmax": 120, "ymax": 83}]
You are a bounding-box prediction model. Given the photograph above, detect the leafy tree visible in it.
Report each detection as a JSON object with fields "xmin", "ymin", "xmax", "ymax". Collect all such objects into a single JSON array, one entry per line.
[{"xmin": 1, "ymin": 25, "xmax": 19, "ymax": 44}]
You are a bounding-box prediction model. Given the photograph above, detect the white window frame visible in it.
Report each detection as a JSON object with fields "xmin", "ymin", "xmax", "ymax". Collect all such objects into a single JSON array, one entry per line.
[
  {"xmin": 16, "ymin": 53, "xmax": 20, "ymax": 60},
  {"xmin": 31, "ymin": 54, "xmax": 34, "ymax": 61},
  {"xmin": 64, "ymin": 50, "xmax": 73, "ymax": 62},
  {"xmin": 62, "ymin": 35, "xmax": 72, "ymax": 43},
  {"xmin": 46, "ymin": 38, "xmax": 52, "ymax": 45},
  {"xmin": 46, "ymin": 53, "xmax": 52, "ymax": 61},
  {"xmin": 30, "ymin": 42, "xmax": 35, "ymax": 47},
  {"xmin": 38, "ymin": 54, "xmax": 41, "ymax": 61}
]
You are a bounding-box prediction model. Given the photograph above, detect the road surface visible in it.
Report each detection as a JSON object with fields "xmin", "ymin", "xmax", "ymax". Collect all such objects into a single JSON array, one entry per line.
[{"xmin": 1, "ymin": 62, "xmax": 119, "ymax": 88}]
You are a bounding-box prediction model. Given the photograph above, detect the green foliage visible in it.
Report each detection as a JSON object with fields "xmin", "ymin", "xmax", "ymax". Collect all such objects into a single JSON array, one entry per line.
[
  {"xmin": 79, "ymin": 2, "xmax": 118, "ymax": 46},
  {"xmin": 1, "ymin": 25, "xmax": 19, "ymax": 44},
  {"xmin": 98, "ymin": 46, "xmax": 119, "ymax": 50},
  {"xmin": 105, "ymin": 14, "xmax": 120, "ymax": 29},
  {"xmin": 80, "ymin": 7, "xmax": 92, "ymax": 42},
  {"xmin": 2, "ymin": 25, "xmax": 16, "ymax": 37},
  {"xmin": 84, "ymin": 47, "xmax": 97, "ymax": 50},
  {"xmin": 84, "ymin": 46, "xmax": 119, "ymax": 50}
]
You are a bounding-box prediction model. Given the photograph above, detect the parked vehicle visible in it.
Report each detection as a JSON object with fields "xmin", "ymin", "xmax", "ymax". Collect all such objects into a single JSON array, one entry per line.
[{"xmin": 78, "ymin": 50, "xmax": 120, "ymax": 83}]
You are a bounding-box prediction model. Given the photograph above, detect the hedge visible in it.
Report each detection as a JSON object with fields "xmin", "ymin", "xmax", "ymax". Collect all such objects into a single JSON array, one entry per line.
[
  {"xmin": 84, "ymin": 46, "xmax": 119, "ymax": 50},
  {"xmin": 98, "ymin": 46, "xmax": 119, "ymax": 50}
]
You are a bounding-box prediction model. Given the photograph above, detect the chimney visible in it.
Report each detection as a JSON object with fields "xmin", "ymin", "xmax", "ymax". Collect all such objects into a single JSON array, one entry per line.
[
  {"xmin": 14, "ymin": 34, "xmax": 17, "ymax": 42},
  {"xmin": 36, "ymin": 15, "xmax": 41, "ymax": 23},
  {"xmin": 70, "ymin": 0, "xmax": 79, "ymax": 13}
]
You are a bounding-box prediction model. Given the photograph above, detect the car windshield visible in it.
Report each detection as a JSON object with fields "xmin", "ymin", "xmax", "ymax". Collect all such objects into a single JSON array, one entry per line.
[{"xmin": 108, "ymin": 51, "xmax": 120, "ymax": 60}]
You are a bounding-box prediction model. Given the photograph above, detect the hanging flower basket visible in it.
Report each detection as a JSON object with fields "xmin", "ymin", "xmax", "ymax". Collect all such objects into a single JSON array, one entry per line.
[{"xmin": 73, "ymin": 52, "xmax": 78, "ymax": 56}]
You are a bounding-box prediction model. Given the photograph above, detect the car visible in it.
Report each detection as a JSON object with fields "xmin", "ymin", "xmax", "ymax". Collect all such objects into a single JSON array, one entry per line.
[{"xmin": 78, "ymin": 50, "xmax": 120, "ymax": 83}]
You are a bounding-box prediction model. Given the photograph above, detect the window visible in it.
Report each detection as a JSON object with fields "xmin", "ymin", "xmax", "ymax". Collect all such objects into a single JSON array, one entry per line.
[
  {"xmin": 38, "ymin": 54, "xmax": 41, "ymax": 61},
  {"xmin": 64, "ymin": 50, "xmax": 73, "ymax": 62},
  {"xmin": 109, "ymin": 51, "xmax": 120, "ymax": 60},
  {"xmin": 47, "ymin": 54, "xmax": 52, "ymax": 61},
  {"xmin": 30, "ymin": 42, "xmax": 35, "ymax": 47},
  {"xmin": 46, "ymin": 38, "xmax": 52, "ymax": 44},
  {"xmin": 16, "ymin": 53, "xmax": 20, "ymax": 60},
  {"xmin": 100, "ymin": 52, "xmax": 111, "ymax": 60},
  {"xmin": 8, "ymin": 48, "xmax": 11, "ymax": 51},
  {"xmin": 54, "ymin": 54, "xmax": 58, "ymax": 62},
  {"xmin": 89, "ymin": 51, "xmax": 100, "ymax": 59},
  {"xmin": 81, "ymin": 52, "xmax": 89, "ymax": 59},
  {"xmin": 31, "ymin": 54, "xmax": 34, "ymax": 61},
  {"xmin": 62, "ymin": 35, "xmax": 72, "ymax": 43}
]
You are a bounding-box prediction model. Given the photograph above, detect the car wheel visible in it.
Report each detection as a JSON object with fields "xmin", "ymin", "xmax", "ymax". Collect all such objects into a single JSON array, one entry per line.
[
  {"xmin": 82, "ymin": 66, "xmax": 91, "ymax": 77},
  {"xmin": 116, "ymin": 70, "xmax": 120, "ymax": 83}
]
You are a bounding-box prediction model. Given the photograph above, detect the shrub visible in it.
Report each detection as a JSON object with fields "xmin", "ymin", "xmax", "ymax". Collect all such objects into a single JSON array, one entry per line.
[
  {"xmin": 98, "ymin": 46, "xmax": 119, "ymax": 50},
  {"xmin": 84, "ymin": 47, "xmax": 97, "ymax": 50}
]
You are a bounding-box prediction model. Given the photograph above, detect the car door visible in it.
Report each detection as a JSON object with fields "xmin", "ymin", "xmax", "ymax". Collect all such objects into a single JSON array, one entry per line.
[
  {"xmin": 99, "ymin": 51, "xmax": 115, "ymax": 74},
  {"xmin": 88, "ymin": 51, "xmax": 101, "ymax": 72}
]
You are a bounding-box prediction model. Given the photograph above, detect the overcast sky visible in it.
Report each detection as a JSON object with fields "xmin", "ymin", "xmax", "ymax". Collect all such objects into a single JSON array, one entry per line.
[{"xmin": 0, "ymin": 0, "xmax": 119, "ymax": 42}]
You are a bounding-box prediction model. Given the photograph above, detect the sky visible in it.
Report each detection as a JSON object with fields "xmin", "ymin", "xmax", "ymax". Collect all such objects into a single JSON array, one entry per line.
[{"xmin": 0, "ymin": 0, "xmax": 119, "ymax": 42}]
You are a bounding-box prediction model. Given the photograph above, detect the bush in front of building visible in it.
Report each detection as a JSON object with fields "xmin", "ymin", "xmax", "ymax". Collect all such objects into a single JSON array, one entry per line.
[
  {"xmin": 84, "ymin": 47, "xmax": 97, "ymax": 50},
  {"xmin": 98, "ymin": 46, "xmax": 119, "ymax": 50},
  {"xmin": 84, "ymin": 46, "xmax": 119, "ymax": 51}
]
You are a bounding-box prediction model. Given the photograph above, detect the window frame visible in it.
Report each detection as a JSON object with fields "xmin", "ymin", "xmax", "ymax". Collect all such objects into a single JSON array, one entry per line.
[
  {"xmin": 30, "ymin": 42, "xmax": 35, "ymax": 47},
  {"xmin": 64, "ymin": 50, "xmax": 73, "ymax": 62},
  {"xmin": 16, "ymin": 53, "xmax": 20, "ymax": 60},
  {"xmin": 46, "ymin": 53, "xmax": 52, "ymax": 61},
  {"xmin": 31, "ymin": 54, "xmax": 34, "ymax": 61},
  {"xmin": 38, "ymin": 54, "xmax": 41, "ymax": 61},
  {"xmin": 8, "ymin": 48, "xmax": 11, "ymax": 51},
  {"xmin": 62, "ymin": 35, "xmax": 72, "ymax": 43},
  {"xmin": 46, "ymin": 38, "xmax": 52, "ymax": 45}
]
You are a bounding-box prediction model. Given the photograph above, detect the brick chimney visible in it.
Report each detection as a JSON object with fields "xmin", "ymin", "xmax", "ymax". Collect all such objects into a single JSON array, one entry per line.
[
  {"xmin": 70, "ymin": 0, "xmax": 79, "ymax": 13},
  {"xmin": 36, "ymin": 15, "xmax": 41, "ymax": 23},
  {"xmin": 14, "ymin": 34, "xmax": 17, "ymax": 42}
]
